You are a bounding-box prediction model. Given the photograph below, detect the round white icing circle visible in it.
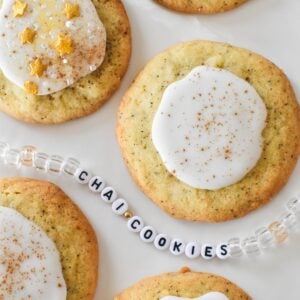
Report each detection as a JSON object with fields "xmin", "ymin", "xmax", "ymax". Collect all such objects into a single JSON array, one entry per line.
[
  {"xmin": 152, "ymin": 66, "xmax": 267, "ymax": 190},
  {"xmin": 0, "ymin": 206, "xmax": 67, "ymax": 299},
  {"xmin": 0, "ymin": 0, "xmax": 106, "ymax": 95}
]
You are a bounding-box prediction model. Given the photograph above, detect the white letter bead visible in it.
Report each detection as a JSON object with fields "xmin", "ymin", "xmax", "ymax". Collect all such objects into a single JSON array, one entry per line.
[
  {"xmin": 216, "ymin": 244, "xmax": 229, "ymax": 260},
  {"xmin": 88, "ymin": 176, "xmax": 105, "ymax": 192},
  {"xmin": 140, "ymin": 226, "xmax": 156, "ymax": 243},
  {"xmin": 112, "ymin": 198, "xmax": 128, "ymax": 215},
  {"xmin": 169, "ymin": 238, "xmax": 185, "ymax": 256},
  {"xmin": 101, "ymin": 187, "xmax": 117, "ymax": 203},
  {"xmin": 127, "ymin": 216, "xmax": 144, "ymax": 233},
  {"xmin": 201, "ymin": 244, "xmax": 215, "ymax": 259},
  {"xmin": 154, "ymin": 234, "xmax": 170, "ymax": 251},
  {"xmin": 75, "ymin": 168, "xmax": 92, "ymax": 184},
  {"xmin": 185, "ymin": 242, "xmax": 201, "ymax": 259}
]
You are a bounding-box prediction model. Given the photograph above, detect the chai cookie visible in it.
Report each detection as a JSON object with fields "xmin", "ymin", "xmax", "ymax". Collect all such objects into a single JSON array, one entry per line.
[
  {"xmin": 0, "ymin": 0, "xmax": 131, "ymax": 124},
  {"xmin": 117, "ymin": 40, "xmax": 300, "ymax": 222},
  {"xmin": 154, "ymin": 0, "xmax": 248, "ymax": 14},
  {"xmin": 0, "ymin": 178, "xmax": 99, "ymax": 300},
  {"xmin": 115, "ymin": 269, "xmax": 251, "ymax": 299}
]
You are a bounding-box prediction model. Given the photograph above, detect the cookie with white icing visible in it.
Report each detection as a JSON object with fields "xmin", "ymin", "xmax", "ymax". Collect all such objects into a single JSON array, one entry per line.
[
  {"xmin": 114, "ymin": 268, "xmax": 251, "ymax": 299},
  {"xmin": 0, "ymin": 0, "xmax": 131, "ymax": 124},
  {"xmin": 117, "ymin": 40, "xmax": 300, "ymax": 222},
  {"xmin": 0, "ymin": 178, "xmax": 99, "ymax": 300},
  {"xmin": 154, "ymin": 0, "xmax": 248, "ymax": 14}
]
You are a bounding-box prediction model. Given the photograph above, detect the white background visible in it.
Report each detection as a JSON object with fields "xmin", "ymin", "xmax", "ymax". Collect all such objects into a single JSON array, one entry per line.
[{"xmin": 0, "ymin": 0, "xmax": 299, "ymax": 299}]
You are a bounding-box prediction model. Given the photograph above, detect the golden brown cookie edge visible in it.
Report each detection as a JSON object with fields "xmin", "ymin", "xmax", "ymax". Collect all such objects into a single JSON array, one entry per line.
[
  {"xmin": 114, "ymin": 270, "xmax": 251, "ymax": 299},
  {"xmin": 154, "ymin": 0, "xmax": 248, "ymax": 14}
]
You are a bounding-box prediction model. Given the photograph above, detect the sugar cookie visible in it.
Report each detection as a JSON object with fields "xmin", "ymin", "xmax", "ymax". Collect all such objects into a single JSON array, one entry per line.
[
  {"xmin": 115, "ymin": 269, "xmax": 251, "ymax": 299},
  {"xmin": 117, "ymin": 40, "xmax": 300, "ymax": 222},
  {"xmin": 0, "ymin": 178, "xmax": 99, "ymax": 300},
  {"xmin": 0, "ymin": 0, "xmax": 131, "ymax": 123}
]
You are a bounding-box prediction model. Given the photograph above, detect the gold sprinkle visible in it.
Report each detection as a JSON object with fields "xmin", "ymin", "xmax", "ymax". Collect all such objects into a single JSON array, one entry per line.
[
  {"xmin": 123, "ymin": 211, "xmax": 133, "ymax": 219},
  {"xmin": 64, "ymin": 2, "xmax": 80, "ymax": 19},
  {"xmin": 54, "ymin": 34, "xmax": 74, "ymax": 56},
  {"xmin": 13, "ymin": 0, "xmax": 27, "ymax": 17},
  {"xmin": 29, "ymin": 58, "xmax": 47, "ymax": 78},
  {"xmin": 19, "ymin": 27, "xmax": 36, "ymax": 44},
  {"xmin": 24, "ymin": 81, "xmax": 38, "ymax": 95}
]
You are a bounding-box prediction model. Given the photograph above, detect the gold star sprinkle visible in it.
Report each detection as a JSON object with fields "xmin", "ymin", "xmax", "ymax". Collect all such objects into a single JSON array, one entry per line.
[
  {"xmin": 29, "ymin": 58, "xmax": 47, "ymax": 78},
  {"xmin": 19, "ymin": 27, "xmax": 36, "ymax": 44},
  {"xmin": 24, "ymin": 81, "xmax": 38, "ymax": 95},
  {"xmin": 13, "ymin": 0, "xmax": 27, "ymax": 17},
  {"xmin": 54, "ymin": 34, "xmax": 74, "ymax": 56},
  {"xmin": 64, "ymin": 2, "xmax": 80, "ymax": 19}
]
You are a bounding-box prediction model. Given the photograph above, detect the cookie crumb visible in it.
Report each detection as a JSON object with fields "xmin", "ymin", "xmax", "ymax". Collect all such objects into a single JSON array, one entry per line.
[
  {"xmin": 179, "ymin": 266, "xmax": 191, "ymax": 273},
  {"xmin": 205, "ymin": 55, "xmax": 224, "ymax": 68}
]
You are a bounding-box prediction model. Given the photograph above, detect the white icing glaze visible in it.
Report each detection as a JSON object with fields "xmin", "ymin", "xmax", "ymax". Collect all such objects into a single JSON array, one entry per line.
[
  {"xmin": 0, "ymin": 0, "xmax": 106, "ymax": 95},
  {"xmin": 152, "ymin": 66, "xmax": 267, "ymax": 190},
  {"xmin": 0, "ymin": 206, "xmax": 67, "ymax": 299},
  {"xmin": 161, "ymin": 292, "xmax": 229, "ymax": 300}
]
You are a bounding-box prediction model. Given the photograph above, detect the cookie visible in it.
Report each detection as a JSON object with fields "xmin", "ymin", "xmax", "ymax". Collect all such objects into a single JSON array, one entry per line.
[
  {"xmin": 117, "ymin": 40, "xmax": 300, "ymax": 222},
  {"xmin": 0, "ymin": 0, "xmax": 131, "ymax": 124},
  {"xmin": 154, "ymin": 0, "xmax": 248, "ymax": 14},
  {"xmin": 115, "ymin": 269, "xmax": 251, "ymax": 299},
  {"xmin": 0, "ymin": 178, "xmax": 99, "ymax": 300}
]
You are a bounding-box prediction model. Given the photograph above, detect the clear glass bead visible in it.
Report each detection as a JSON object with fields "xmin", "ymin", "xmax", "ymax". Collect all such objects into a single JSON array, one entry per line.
[
  {"xmin": 46, "ymin": 155, "xmax": 64, "ymax": 175},
  {"xmin": 242, "ymin": 236, "xmax": 260, "ymax": 256},
  {"xmin": 227, "ymin": 238, "xmax": 243, "ymax": 258},
  {"xmin": 63, "ymin": 157, "xmax": 80, "ymax": 176},
  {"xmin": 4, "ymin": 149, "xmax": 21, "ymax": 168},
  {"xmin": 0, "ymin": 141, "xmax": 9, "ymax": 162},
  {"xmin": 20, "ymin": 145, "xmax": 37, "ymax": 167},
  {"xmin": 280, "ymin": 212, "xmax": 300, "ymax": 233},
  {"xmin": 286, "ymin": 197, "xmax": 300, "ymax": 222},
  {"xmin": 255, "ymin": 227, "xmax": 274, "ymax": 248},
  {"xmin": 269, "ymin": 221, "xmax": 288, "ymax": 244},
  {"xmin": 33, "ymin": 152, "xmax": 49, "ymax": 172},
  {"xmin": 286, "ymin": 197, "xmax": 300, "ymax": 211}
]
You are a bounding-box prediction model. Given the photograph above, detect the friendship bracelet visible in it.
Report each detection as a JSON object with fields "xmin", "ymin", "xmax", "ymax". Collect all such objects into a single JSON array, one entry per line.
[{"xmin": 0, "ymin": 141, "xmax": 299, "ymax": 261}]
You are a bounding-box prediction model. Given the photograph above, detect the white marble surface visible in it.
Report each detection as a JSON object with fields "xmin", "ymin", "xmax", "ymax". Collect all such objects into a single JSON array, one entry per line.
[{"xmin": 0, "ymin": 0, "xmax": 299, "ymax": 299}]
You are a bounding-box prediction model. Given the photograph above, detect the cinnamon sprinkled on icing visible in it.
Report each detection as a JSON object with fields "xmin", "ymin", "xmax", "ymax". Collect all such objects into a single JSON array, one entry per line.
[
  {"xmin": 152, "ymin": 66, "xmax": 267, "ymax": 190},
  {"xmin": 0, "ymin": 206, "xmax": 66, "ymax": 299}
]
